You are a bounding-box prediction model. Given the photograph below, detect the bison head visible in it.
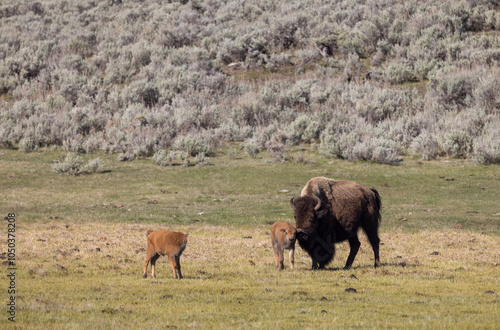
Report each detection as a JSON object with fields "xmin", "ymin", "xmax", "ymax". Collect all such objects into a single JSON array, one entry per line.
[{"xmin": 290, "ymin": 195, "xmax": 328, "ymax": 240}]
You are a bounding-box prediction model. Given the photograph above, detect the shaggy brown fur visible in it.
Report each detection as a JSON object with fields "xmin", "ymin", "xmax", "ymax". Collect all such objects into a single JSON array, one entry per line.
[
  {"xmin": 143, "ymin": 229, "xmax": 188, "ymax": 279},
  {"xmin": 270, "ymin": 221, "xmax": 297, "ymax": 270},
  {"xmin": 291, "ymin": 177, "xmax": 381, "ymax": 270}
]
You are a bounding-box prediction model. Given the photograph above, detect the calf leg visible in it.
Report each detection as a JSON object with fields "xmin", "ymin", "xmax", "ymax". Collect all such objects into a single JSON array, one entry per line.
[
  {"xmin": 277, "ymin": 248, "xmax": 284, "ymax": 271},
  {"xmin": 175, "ymin": 255, "xmax": 183, "ymax": 279},
  {"xmin": 272, "ymin": 245, "xmax": 280, "ymax": 270},
  {"xmin": 150, "ymin": 254, "xmax": 160, "ymax": 278},
  {"xmin": 289, "ymin": 248, "xmax": 295, "ymax": 270},
  {"xmin": 143, "ymin": 256, "xmax": 150, "ymax": 278},
  {"xmin": 143, "ymin": 247, "xmax": 156, "ymax": 278},
  {"xmin": 168, "ymin": 255, "xmax": 183, "ymax": 279},
  {"xmin": 344, "ymin": 236, "xmax": 361, "ymax": 270}
]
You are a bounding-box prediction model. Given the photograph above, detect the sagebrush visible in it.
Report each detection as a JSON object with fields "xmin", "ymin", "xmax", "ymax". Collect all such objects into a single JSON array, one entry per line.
[{"xmin": 1, "ymin": 0, "xmax": 499, "ymax": 163}]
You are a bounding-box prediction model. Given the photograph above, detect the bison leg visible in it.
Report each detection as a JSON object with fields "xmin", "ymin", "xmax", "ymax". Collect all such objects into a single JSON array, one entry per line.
[
  {"xmin": 312, "ymin": 258, "xmax": 327, "ymax": 270},
  {"xmin": 289, "ymin": 248, "xmax": 295, "ymax": 270},
  {"xmin": 150, "ymin": 253, "xmax": 160, "ymax": 278},
  {"xmin": 365, "ymin": 230, "xmax": 381, "ymax": 268},
  {"xmin": 344, "ymin": 236, "xmax": 361, "ymax": 270}
]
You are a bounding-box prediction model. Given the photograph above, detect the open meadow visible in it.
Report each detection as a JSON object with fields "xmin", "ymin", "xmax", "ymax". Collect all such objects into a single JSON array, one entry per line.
[
  {"xmin": 1, "ymin": 1, "xmax": 500, "ymax": 327},
  {"xmin": 1, "ymin": 148, "xmax": 499, "ymax": 328}
]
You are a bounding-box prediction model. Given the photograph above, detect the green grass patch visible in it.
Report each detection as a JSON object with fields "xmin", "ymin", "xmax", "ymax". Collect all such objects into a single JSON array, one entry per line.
[
  {"xmin": 1, "ymin": 148, "xmax": 498, "ymax": 232},
  {"xmin": 0, "ymin": 148, "xmax": 499, "ymax": 328}
]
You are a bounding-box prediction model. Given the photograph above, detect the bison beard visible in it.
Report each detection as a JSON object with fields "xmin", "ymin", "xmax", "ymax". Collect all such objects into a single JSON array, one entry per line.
[
  {"xmin": 296, "ymin": 224, "xmax": 336, "ymax": 270},
  {"xmin": 291, "ymin": 177, "xmax": 382, "ymax": 270}
]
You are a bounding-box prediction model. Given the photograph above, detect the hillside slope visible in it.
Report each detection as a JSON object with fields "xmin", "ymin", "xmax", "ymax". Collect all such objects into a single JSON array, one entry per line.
[{"xmin": 1, "ymin": 0, "xmax": 499, "ymax": 163}]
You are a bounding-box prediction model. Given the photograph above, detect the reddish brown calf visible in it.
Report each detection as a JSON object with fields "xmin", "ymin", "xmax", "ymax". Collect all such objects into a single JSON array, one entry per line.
[
  {"xmin": 143, "ymin": 229, "xmax": 188, "ymax": 279},
  {"xmin": 271, "ymin": 221, "xmax": 297, "ymax": 270}
]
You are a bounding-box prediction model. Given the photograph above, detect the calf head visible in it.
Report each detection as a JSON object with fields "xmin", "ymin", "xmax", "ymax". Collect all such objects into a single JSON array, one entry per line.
[
  {"xmin": 280, "ymin": 226, "xmax": 297, "ymax": 244},
  {"xmin": 290, "ymin": 196, "xmax": 328, "ymax": 240}
]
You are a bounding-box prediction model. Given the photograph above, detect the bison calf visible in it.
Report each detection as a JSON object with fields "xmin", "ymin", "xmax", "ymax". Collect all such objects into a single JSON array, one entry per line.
[
  {"xmin": 143, "ymin": 229, "xmax": 188, "ymax": 279},
  {"xmin": 271, "ymin": 221, "xmax": 297, "ymax": 270}
]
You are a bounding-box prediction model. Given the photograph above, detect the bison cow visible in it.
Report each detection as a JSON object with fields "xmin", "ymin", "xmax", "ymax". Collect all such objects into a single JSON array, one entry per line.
[
  {"xmin": 143, "ymin": 229, "xmax": 188, "ymax": 279},
  {"xmin": 270, "ymin": 221, "xmax": 297, "ymax": 270},
  {"xmin": 290, "ymin": 177, "xmax": 381, "ymax": 270}
]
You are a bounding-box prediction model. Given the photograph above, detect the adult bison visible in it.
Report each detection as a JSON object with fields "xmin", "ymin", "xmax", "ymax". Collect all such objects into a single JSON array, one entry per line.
[{"xmin": 290, "ymin": 177, "xmax": 381, "ymax": 270}]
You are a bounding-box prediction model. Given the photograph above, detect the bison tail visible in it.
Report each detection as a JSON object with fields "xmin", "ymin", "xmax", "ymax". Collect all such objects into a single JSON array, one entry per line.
[
  {"xmin": 146, "ymin": 230, "xmax": 154, "ymax": 237},
  {"xmin": 371, "ymin": 188, "xmax": 382, "ymax": 223}
]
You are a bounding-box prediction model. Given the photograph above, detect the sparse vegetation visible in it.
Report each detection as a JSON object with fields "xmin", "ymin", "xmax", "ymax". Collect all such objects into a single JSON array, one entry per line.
[
  {"xmin": 52, "ymin": 152, "xmax": 104, "ymax": 175},
  {"xmin": 0, "ymin": 0, "xmax": 499, "ymax": 163}
]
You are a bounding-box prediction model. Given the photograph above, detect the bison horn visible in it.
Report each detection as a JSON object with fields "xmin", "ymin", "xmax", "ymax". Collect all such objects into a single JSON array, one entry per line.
[
  {"xmin": 313, "ymin": 195, "xmax": 322, "ymax": 211},
  {"xmin": 290, "ymin": 197, "xmax": 296, "ymax": 211}
]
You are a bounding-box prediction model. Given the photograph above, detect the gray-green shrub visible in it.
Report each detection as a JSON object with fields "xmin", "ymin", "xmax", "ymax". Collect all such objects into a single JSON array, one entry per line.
[
  {"xmin": 52, "ymin": 153, "xmax": 104, "ymax": 175},
  {"xmin": 1, "ymin": 0, "xmax": 499, "ymax": 165},
  {"xmin": 153, "ymin": 150, "xmax": 177, "ymax": 166}
]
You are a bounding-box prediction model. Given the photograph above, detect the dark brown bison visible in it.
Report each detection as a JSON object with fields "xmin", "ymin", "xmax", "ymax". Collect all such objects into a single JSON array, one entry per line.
[{"xmin": 290, "ymin": 177, "xmax": 381, "ymax": 270}]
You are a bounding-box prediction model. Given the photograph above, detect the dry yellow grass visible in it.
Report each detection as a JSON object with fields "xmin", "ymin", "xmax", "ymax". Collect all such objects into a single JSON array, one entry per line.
[
  {"xmin": 2, "ymin": 222, "xmax": 499, "ymax": 328},
  {"xmin": 16, "ymin": 222, "xmax": 500, "ymax": 273},
  {"xmin": 1, "ymin": 149, "xmax": 499, "ymax": 328}
]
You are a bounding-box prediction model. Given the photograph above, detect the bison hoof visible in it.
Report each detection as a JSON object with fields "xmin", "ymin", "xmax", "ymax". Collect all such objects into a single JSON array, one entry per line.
[{"xmin": 343, "ymin": 265, "xmax": 352, "ymax": 270}]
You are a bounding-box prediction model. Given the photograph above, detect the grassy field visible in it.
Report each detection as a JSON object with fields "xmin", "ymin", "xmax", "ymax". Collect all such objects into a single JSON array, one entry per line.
[{"xmin": 1, "ymin": 148, "xmax": 499, "ymax": 328}]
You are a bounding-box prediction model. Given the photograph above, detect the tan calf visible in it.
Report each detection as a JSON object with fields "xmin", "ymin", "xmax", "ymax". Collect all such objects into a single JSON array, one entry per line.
[
  {"xmin": 143, "ymin": 229, "xmax": 188, "ymax": 279},
  {"xmin": 271, "ymin": 221, "xmax": 297, "ymax": 270}
]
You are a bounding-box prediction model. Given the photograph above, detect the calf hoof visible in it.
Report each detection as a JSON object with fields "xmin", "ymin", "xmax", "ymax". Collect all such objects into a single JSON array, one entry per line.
[{"xmin": 142, "ymin": 273, "xmax": 147, "ymax": 278}]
